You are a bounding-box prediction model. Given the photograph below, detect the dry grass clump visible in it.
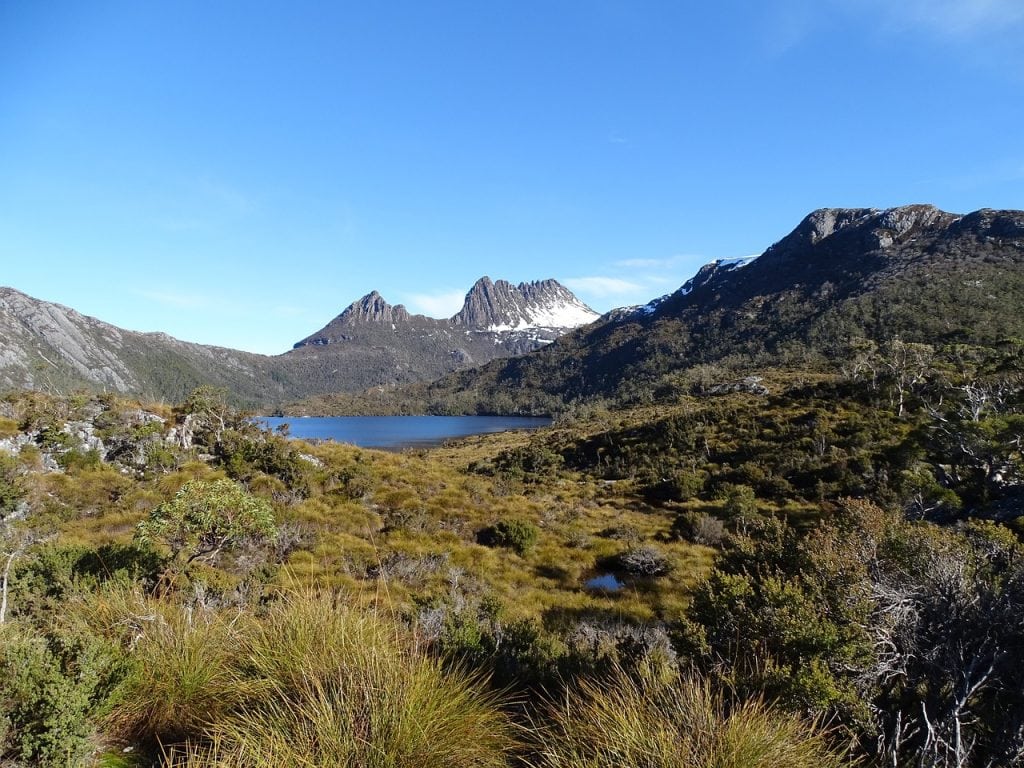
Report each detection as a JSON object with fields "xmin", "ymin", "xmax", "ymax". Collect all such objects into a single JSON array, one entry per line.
[
  {"xmin": 535, "ymin": 669, "xmax": 854, "ymax": 768},
  {"xmin": 93, "ymin": 589, "xmax": 517, "ymax": 767}
]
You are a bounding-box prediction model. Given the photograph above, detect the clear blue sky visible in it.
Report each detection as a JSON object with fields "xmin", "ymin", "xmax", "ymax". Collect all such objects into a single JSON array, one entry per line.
[{"xmin": 2, "ymin": 1, "xmax": 1023, "ymax": 355}]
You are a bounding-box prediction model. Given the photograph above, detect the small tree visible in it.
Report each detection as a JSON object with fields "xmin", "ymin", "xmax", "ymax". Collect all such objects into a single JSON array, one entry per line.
[{"xmin": 135, "ymin": 479, "xmax": 276, "ymax": 578}]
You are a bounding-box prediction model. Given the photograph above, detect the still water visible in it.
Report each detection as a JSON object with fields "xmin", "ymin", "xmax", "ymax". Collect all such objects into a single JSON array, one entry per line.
[{"xmin": 259, "ymin": 415, "xmax": 551, "ymax": 451}]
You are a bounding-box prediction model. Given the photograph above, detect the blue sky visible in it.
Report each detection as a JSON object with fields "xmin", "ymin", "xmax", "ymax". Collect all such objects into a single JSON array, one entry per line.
[{"xmin": 2, "ymin": 1, "xmax": 1023, "ymax": 355}]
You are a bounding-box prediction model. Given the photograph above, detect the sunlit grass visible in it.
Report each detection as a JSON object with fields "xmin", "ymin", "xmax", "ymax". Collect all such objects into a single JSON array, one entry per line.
[{"xmin": 535, "ymin": 669, "xmax": 856, "ymax": 768}]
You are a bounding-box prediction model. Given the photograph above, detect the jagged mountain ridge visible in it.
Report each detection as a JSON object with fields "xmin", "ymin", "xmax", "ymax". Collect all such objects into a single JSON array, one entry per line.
[
  {"xmin": 286, "ymin": 277, "xmax": 599, "ymax": 394},
  {"xmin": 294, "ymin": 277, "xmax": 598, "ymax": 346},
  {"xmin": 0, "ymin": 277, "xmax": 598, "ymax": 405},
  {"xmin": 415, "ymin": 204, "xmax": 1024, "ymax": 411}
]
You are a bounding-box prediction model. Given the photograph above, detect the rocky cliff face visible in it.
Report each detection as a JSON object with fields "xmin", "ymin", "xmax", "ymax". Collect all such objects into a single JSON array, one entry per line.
[
  {"xmin": 452, "ymin": 277, "xmax": 598, "ymax": 331},
  {"xmin": 295, "ymin": 292, "xmax": 419, "ymax": 347}
]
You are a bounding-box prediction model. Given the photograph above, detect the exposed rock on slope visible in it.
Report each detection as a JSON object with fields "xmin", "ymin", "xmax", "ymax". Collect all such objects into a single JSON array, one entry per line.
[
  {"xmin": 0, "ymin": 288, "xmax": 288, "ymax": 404},
  {"xmin": 452, "ymin": 277, "xmax": 598, "ymax": 331}
]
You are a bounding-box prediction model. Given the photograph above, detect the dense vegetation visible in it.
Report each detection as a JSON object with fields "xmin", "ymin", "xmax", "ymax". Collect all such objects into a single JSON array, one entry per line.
[{"xmin": 2, "ymin": 321, "xmax": 1023, "ymax": 766}]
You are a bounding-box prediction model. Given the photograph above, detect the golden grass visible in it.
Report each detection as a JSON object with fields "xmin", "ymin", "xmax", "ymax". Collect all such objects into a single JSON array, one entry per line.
[
  {"xmin": 535, "ymin": 669, "xmax": 856, "ymax": 768},
  {"xmin": 91, "ymin": 589, "xmax": 518, "ymax": 767}
]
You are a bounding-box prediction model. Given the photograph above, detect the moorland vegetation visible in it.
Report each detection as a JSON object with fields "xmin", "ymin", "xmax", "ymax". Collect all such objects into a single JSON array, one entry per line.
[{"xmin": 2, "ymin": 330, "xmax": 1023, "ymax": 767}]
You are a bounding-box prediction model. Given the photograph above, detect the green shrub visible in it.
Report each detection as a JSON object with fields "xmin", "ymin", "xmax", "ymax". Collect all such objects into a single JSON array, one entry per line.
[
  {"xmin": 672, "ymin": 511, "xmax": 725, "ymax": 546},
  {"xmin": 479, "ymin": 518, "xmax": 540, "ymax": 555},
  {"xmin": 0, "ymin": 453, "xmax": 25, "ymax": 516},
  {"xmin": 720, "ymin": 483, "xmax": 759, "ymax": 520},
  {"xmin": 0, "ymin": 622, "xmax": 125, "ymax": 768}
]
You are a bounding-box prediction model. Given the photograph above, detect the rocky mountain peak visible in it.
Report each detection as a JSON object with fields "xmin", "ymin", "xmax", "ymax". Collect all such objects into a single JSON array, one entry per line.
[
  {"xmin": 792, "ymin": 204, "xmax": 955, "ymax": 248},
  {"xmin": 337, "ymin": 291, "xmax": 411, "ymax": 325},
  {"xmin": 291, "ymin": 291, "xmax": 414, "ymax": 349},
  {"xmin": 452, "ymin": 277, "xmax": 598, "ymax": 331}
]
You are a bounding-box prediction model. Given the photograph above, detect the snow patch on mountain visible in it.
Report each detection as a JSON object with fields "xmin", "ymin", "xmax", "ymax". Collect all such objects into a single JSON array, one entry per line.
[{"xmin": 486, "ymin": 299, "xmax": 599, "ymax": 332}]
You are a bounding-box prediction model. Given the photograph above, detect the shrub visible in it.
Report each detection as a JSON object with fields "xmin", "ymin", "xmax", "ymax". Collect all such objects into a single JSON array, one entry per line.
[
  {"xmin": 720, "ymin": 483, "xmax": 759, "ymax": 520},
  {"xmin": 609, "ymin": 545, "xmax": 673, "ymax": 577},
  {"xmin": 135, "ymin": 479, "xmax": 276, "ymax": 580},
  {"xmin": 0, "ymin": 622, "xmax": 126, "ymax": 768},
  {"xmin": 0, "ymin": 454, "xmax": 25, "ymax": 517},
  {"xmin": 479, "ymin": 518, "xmax": 540, "ymax": 556},
  {"xmin": 673, "ymin": 511, "xmax": 726, "ymax": 546}
]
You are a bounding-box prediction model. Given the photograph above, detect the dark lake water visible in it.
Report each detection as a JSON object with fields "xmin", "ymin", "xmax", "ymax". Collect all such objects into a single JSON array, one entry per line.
[{"xmin": 258, "ymin": 415, "xmax": 551, "ymax": 450}]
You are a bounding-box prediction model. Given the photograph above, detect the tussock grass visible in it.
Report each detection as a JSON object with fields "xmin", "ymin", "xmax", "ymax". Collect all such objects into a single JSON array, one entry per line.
[
  {"xmin": 209, "ymin": 590, "xmax": 517, "ymax": 768},
  {"xmin": 88, "ymin": 590, "xmax": 251, "ymax": 745},
  {"xmin": 535, "ymin": 670, "xmax": 855, "ymax": 768},
  {"xmin": 89, "ymin": 588, "xmax": 517, "ymax": 767}
]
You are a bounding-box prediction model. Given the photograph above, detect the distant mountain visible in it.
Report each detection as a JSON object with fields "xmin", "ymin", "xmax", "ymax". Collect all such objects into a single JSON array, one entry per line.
[
  {"xmin": 0, "ymin": 287, "xmax": 291, "ymax": 405},
  {"xmin": 451, "ymin": 277, "xmax": 598, "ymax": 331},
  {"xmin": 0, "ymin": 277, "xmax": 598, "ymax": 406},
  {"xmin": 415, "ymin": 205, "xmax": 1024, "ymax": 412},
  {"xmin": 284, "ymin": 277, "xmax": 598, "ymax": 393}
]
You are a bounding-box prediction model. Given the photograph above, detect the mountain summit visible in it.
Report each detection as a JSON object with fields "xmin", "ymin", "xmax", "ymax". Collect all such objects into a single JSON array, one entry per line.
[
  {"xmin": 284, "ymin": 276, "xmax": 597, "ymax": 392},
  {"xmin": 453, "ymin": 277, "xmax": 599, "ymax": 331}
]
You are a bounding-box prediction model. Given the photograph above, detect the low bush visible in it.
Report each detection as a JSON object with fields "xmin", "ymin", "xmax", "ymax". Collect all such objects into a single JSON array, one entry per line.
[
  {"xmin": 478, "ymin": 518, "xmax": 540, "ymax": 556},
  {"xmin": 607, "ymin": 545, "xmax": 673, "ymax": 577},
  {"xmin": 0, "ymin": 621, "xmax": 125, "ymax": 768}
]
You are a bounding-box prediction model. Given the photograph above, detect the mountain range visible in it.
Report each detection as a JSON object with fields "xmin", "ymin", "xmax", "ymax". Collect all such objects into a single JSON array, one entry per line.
[
  {"xmin": 0, "ymin": 276, "xmax": 597, "ymax": 405},
  {"xmin": 408, "ymin": 204, "xmax": 1024, "ymax": 413},
  {"xmin": 3, "ymin": 204, "xmax": 1023, "ymax": 413}
]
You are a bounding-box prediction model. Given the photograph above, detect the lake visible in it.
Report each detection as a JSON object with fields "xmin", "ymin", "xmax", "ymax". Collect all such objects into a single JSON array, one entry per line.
[{"xmin": 258, "ymin": 415, "xmax": 552, "ymax": 450}]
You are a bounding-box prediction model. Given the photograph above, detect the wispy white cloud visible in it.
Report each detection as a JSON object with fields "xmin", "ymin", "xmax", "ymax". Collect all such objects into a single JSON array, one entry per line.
[
  {"xmin": 563, "ymin": 276, "xmax": 644, "ymax": 297},
  {"xmin": 838, "ymin": 0, "xmax": 1024, "ymax": 37},
  {"xmin": 404, "ymin": 290, "xmax": 467, "ymax": 318}
]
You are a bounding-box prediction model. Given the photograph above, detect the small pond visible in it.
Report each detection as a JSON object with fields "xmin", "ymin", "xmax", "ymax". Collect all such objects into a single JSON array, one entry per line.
[
  {"xmin": 258, "ymin": 415, "xmax": 551, "ymax": 451},
  {"xmin": 584, "ymin": 572, "xmax": 626, "ymax": 592}
]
